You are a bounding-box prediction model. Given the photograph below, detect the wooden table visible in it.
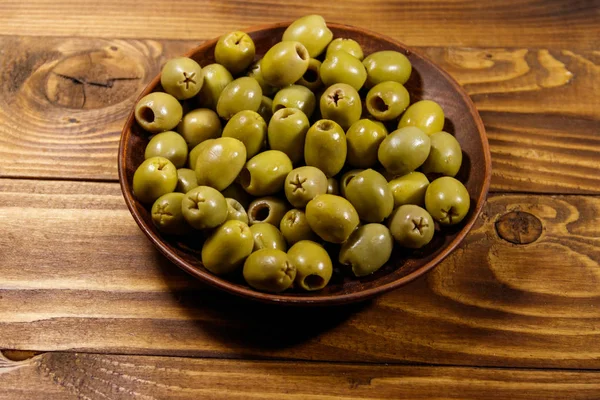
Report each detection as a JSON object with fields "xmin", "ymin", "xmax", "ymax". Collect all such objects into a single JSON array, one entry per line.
[{"xmin": 1, "ymin": 1, "xmax": 599, "ymax": 398}]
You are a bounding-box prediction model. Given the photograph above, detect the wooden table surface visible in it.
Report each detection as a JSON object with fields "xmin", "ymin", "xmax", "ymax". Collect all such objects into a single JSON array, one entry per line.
[{"xmin": 1, "ymin": 0, "xmax": 599, "ymax": 398}]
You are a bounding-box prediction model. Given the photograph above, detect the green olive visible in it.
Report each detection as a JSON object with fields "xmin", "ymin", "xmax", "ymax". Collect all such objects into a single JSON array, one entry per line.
[
  {"xmin": 248, "ymin": 60, "xmax": 278, "ymax": 96},
  {"xmin": 214, "ymin": 31, "xmax": 255, "ymax": 76},
  {"xmin": 425, "ymin": 177, "xmax": 470, "ymax": 225},
  {"xmin": 261, "ymin": 41, "xmax": 310, "ymax": 87},
  {"xmin": 195, "ymin": 137, "xmax": 247, "ymax": 191},
  {"xmin": 272, "ymin": 85, "xmax": 316, "ymax": 118},
  {"xmin": 181, "ymin": 186, "xmax": 228, "ymax": 229},
  {"xmin": 287, "ymin": 240, "xmax": 332, "ymax": 291},
  {"xmin": 202, "ymin": 220, "xmax": 254, "ymax": 275},
  {"xmin": 304, "ymin": 119, "xmax": 347, "ymax": 177},
  {"xmin": 340, "ymin": 169, "xmax": 363, "ymax": 198},
  {"xmin": 151, "ymin": 192, "xmax": 191, "ymax": 235},
  {"xmin": 134, "ymin": 92, "xmax": 183, "ymax": 133},
  {"xmin": 177, "ymin": 108, "xmax": 222, "ymax": 148},
  {"xmin": 257, "ymin": 96, "xmax": 274, "ymax": 123},
  {"xmin": 240, "ymin": 150, "xmax": 293, "ymax": 196},
  {"xmin": 398, "ymin": 100, "xmax": 445, "ymax": 135},
  {"xmin": 296, "ymin": 58, "xmax": 323, "ymax": 91},
  {"xmin": 267, "ymin": 108, "xmax": 310, "ymax": 165},
  {"xmin": 326, "ymin": 38, "xmax": 364, "ymax": 60},
  {"xmin": 320, "ymin": 50, "xmax": 367, "ymax": 91},
  {"xmin": 421, "ymin": 131, "xmax": 463, "ymax": 177},
  {"xmin": 319, "ymin": 83, "xmax": 362, "ymax": 130},
  {"xmin": 176, "ymin": 168, "xmax": 198, "ymax": 193},
  {"xmin": 365, "ymin": 81, "xmax": 410, "ymax": 121},
  {"xmin": 247, "ymin": 196, "xmax": 289, "ymax": 226},
  {"xmin": 133, "ymin": 156, "xmax": 178, "ymax": 204},
  {"xmin": 216, "ymin": 77, "xmax": 262, "ymax": 120},
  {"xmin": 160, "ymin": 57, "xmax": 203, "ymax": 100},
  {"xmin": 388, "ymin": 171, "xmax": 429, "ymax": 207},
  {"xmin": 221, "ymin": 182, "xmax": 252, "ymax": 209},
  {"xmin": 243, "ymin": 249, "xmax": 296, "ymax": 293},
  {"xmin": 188, "ymin": 139, "xmax": 214, "ymax": 171},
  {"xmin": 250, "ymin": 223, "xmax": 287, "ymax": 251},
  {"xmin": 145, "ymin": 131, "xmax": 188, "ymax": 168},
  {"xmin": 344, "ymin": 169, "xmax": 394, "ymax": 223},
  {"xmin": 279, "ymin": 209, "xmax": 318, "ymax": 246},
  {"xmin": 284, "ymin": 166, "xmax": 328, "ymax": 208},
  {"xmin": 326, "ymin": 177, "xmax": 339, "ymax": 195},
  {"xmin": 388, "ymin": 205, "xmax": 434, "ymax": 248},
  {"xmin": 222, "ymin": 110, "xmax": 267, "ymax": 158},
  {"xmin": 225, "ymin": 198, "xmax": 249, "ymax": 224},
  {"xmin": 197, "ymin": 63, "xmax": 233, "ymax": 109},
  {"xmin": 378, "ymin": 127, "xmax": 431, "ymax": 176},
  {"xmin": 282, "ymin": 15, "xmax": 333, "ymax": 58},
  {"xmin": 305, "ymin": 194, "xmax": 360, "ymax": 243},
  {"xmin": 363, "ymin": 50, "xmax": 412, "ymax": 87},
  {"xmin": 346, "ymin": 119, "xmax": 388, "ymax": 168},
  {"xmin": 339, "ymin": 223, "xmax": 394, "ymax": 277}
]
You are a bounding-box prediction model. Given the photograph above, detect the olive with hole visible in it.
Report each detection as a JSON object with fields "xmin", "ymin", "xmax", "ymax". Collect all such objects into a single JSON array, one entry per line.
[
  {"xmin": 284, "ymin": 166, "xmax": 328, "ymax": 208},
  {"xmin": 378, "ymin": 127, "xmax": 431, "ymax": 176},
  {"xmin": 202, "ymin": 220, "xmax": 254, "ymax": 275},
  {"xmin": 304, "ymin": 119, "xmax": 347, "ymax": 177},
  {"xmin": 388, "ymin": 171, "xmax": 429, "ymax": 207},
  {"xmin": 247, "ymin": 196, "xmax": 289, "ymax": 226},
  {"xmin": 175, "ymin": 168, "xmax": 198, "ymax": 193},
  {"xmin": 144, "ymin": 131, "xmax": 188, "ymax": 168},
  {"xmin": 345, "ymin": 169, "xmax": 394, "ymax": 223},
  {"xmin": 425, "ymin": 177, "xmax": 470, "ymax": 226},
  {"xmin": 279, "ymin": 209, "xmax": 318, "ymax": 245},
  {"xmin": 250, "ymin": 223, "xmax": 287, "ymax": 251},
  {"xmin": 287, "ymin": 240, "xmax": 332, "ymax": 291},
  {"xmin": 221, "ymin": 183, "xmax": 252, "ymax": 209},
  {"xmin": 346, "ymin": 119, "xmax": 388, "ymax": 168},
  {"xmin": 388, "ymin": 205, "xmax": 434, "ymax": 248},
  {"xmin": 240, "ymin": 150, "xmax": 293, "ymax": 196},
  {"xmin": 177, "ymin": 108, "xmax": 222, "ymax": 148},
  {"xmin": 248, "ymin": 60, "xmax": 277, "ymax": 96},
  {"xmin": 267, "ymin": 108, "xmax": 310, "ymax": 165},
  {"xmin": 296, "ymin": 58, "xmax": 323, "ymax": 91},
  {"xmin": 243, "ymin": 249, "xmax": 296, "ymax": 293},
  {"xmin": 195, "ymin": 137, "xmax": 247, "ymax": 191},
  {"xmin": 365, "ymin": 81, "xmax": 410, "ymax": 121},
  {"xmin": 225, "ymin": 198, "xmax": 249, "ymax": 224},
  {"xmin": 398, "ymin": 100, "xmax": 445, "ymax": 135},
  {"xmin": 222, "ymin": 110, "xmax": 267, "ymax": 159},
  {"xmin": 214, "ymin": 31, "xmax": 256, "ymax": 76},
  {"xmin": 257, "ymin": 96, "xmax": 274, "ymax": 123},
  {"xmin": 181, "ymin": 186, "xmax": 228, "ymax": 230},
  {"xmin": 197, "ymin": 63, "xmax": 233, "ymax": 109},
  {"xmin": 306, "ymin": 194, "xmax": 360, "ymax": 243},
  {"xmin": 326, "ymin": 177, "xmax": 339, "ymax": 195},
  {"xmin": 160, "ymin": 57, "xmax": 203, "ymax": 100},
  {"xmin": 133, "ymin": 156, "xmax": 178, "ymax": 204},
  {"xmin": 326, "ymin": 38, "xmax": 364, "ymax": 60},
  {"xmin": 339, "ymin": 223, "xmax": 394, "ymax": 277},
  {"xmin": 272, "ymin": 85, "xmax": 316, "ymax": 118},
  {"xmin": 151, "ymin": 192, "xmax": 191, "ymax": 235},
  {"xmin": 216, "ymin": 77, "xmax": 263, "ymax": 120},
  {"xmin": 282, "ymin": 15, "xmax": 333, "ymax": 58},
  {"xmin": 319, "ymin": 83, "xmax": 362, "ymax": 130},
  {"xmin": 134, "ymin": 92, "xmax": 183, "ymax": 133},
  {"xmin": 320, "ymin": 50, "xmax": 367, "ymax": 91},
  {"xmin": 363, "ymin": 50, "xmax": 412, "ymax": 87},
  {"xmin": 421, "ymin": 131, "xmax": 463, "ymax": 177},
  {"xmin": 340, "ymin": 169, "xmax": 363, "ymax": 198},
  {"xmin": 261, "ymin": 41, "xmax": 310, "ymax": 87}
]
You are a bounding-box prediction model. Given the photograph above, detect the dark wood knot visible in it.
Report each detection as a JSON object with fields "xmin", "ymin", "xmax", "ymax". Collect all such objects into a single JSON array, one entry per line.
[{"xmin": 495, "ymin": 211, "xmax": 542, "ymax": 244}]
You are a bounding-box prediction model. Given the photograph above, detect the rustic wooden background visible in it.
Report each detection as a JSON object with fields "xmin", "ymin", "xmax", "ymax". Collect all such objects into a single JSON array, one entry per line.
[{"xmin": 1, "ymin": 0, "xmax": 599, "ymax": 398}]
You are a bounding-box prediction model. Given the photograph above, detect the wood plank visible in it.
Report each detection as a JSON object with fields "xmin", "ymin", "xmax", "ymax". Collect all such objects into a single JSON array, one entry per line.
[
  {"xmin": 1, "ymin": 36, "xmax": 598, "ymax": 193},
  {"xmin": 1, "ymin": 179, "xmax": 599, "ymax": 368},
  {"xmin": 1, "ymin": 0, "xmax": 598, "ymax": 49}
]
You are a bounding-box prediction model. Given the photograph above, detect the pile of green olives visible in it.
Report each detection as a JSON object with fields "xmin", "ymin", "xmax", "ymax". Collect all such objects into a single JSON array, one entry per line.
[{"xmin": 132, "ymin": 15, "xmax": 470, "ymax": 294}]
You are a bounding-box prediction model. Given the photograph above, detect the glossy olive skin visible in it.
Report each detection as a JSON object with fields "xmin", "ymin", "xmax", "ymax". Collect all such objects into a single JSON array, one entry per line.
[
  {"xmin": 363, "ymin": 50, "xmax": 412, "ymax": 87},
  {"xmin": 378, "ymin": 127, "xmax": 431, "ymax": 176},
  {"xmin": 366, "ymin": 81, "xmax": 410, "ymax": 121},
  {"xmin": 339, "ymin": 223, "xmax": 394, "ymax": 277},
  {"xmin": 243, "ymin": 249, "xmax": 296, "ymax": 293},
  {"xmin": 306, "ymin": 194, "xmax": 360, "ymax": 243},
  {"xmin": 188, "ymin": 139, "xmax": 214, "ymax": 171},
  {"xmin": 388, "ymin": 171, "xmax": 429, "ymax": 207},
  {"xmin": 133, "ymin": 156, "xmax": 178, "ymax": 204},
  {"xmin": 326, "ymin": 177, "xmax": 339, "ymax": 195},
  {"xmin": 222, "ymin": 110, "xmax": 267, "ymax": 158},
  {"xmin": 421, "ymin": 131, "xmax": 463, "ymax": 177},
  {"xmin": 176, "ymin": 168, "xmax": 198, "ymax": 193},
  {"xmin": 240, "ymin": 150, "xmax": 293, "ymax": 196},
  {"xmin": 202, "ymin": 220, "xmax": 254, "ymax": 275},
  {"xmin": 248, "ymin": 61, "xmax": 277, "ymax": 96},
  {"xmin": 320, "ymin": 50, "xmax": 367, "ymax": 91},
  {"xmin": 287, "ymin": 240, "xmax": 332, "ymax": 291},
  {"xmin": 345, "ymin": 169, "xmax": 394, "ymax": 223},
  {"xmin": 151, "ymin": 192, "xmax": 191, "ymax": 235},
  {"xmin": 425, "ymin": 177, "xmax": 470, "ymax": 225},
  {"xmin": 319, "ymin": 83, "xmax": 362, "ymax": 130},
  {"xmin": 225, "ymin": 198, "xmax": 249, "ymax": 224},
  {"xmin": 267, "ymin": 108, "xmax": 309, "ymax": 165},
  {"xmin": 326, "ymin": 38, "xmax": 364, "ymax": 60},
  {"xmin": 250, "ymin": 223, "xmax": 287, "ymax": 251},
  {"xmin": 304, "ymin": 119, "xmax": 347, "ymax": 177},
  {"xmin": 221, "ymin": 182, "xmax": 252, "ymax": 209},
  {"xmin": 197, "ymin": 63, "xmax": 233, "ymax": 109},
  {"xmin": 134, "ymin": 92, "xmax": 183, "ymax": 133},
  {"xmin": 296, "ymin": 58, "xmax": 323, "ymax": 91},
  {"xmin": 257, "ymin": 96, "xmax": 274, "ymax": 123},
  {"xmin": 177, "ymin": 108, "xmax": 222, "ymax": 148},
  {"xmin": 216, "ymin": 77, "xmax": 263, "ymax": 120},
  {"xmin": 247, "ymin": 196, "xmax": 289, "ymax": 226},
  {"xmin": 181, "ymin": 186, "xmax": 228, "ymax": 230},
  {"xmin": 279, "ymin": 209, "xmax": 318, "ymax": 245},
  {"xmin": 272, "ymin": 85, "xmax": 316, "ymax": 118},
  {"xmin": 282, "ymin": 15, "xmax": 333, "ymax": 58},
  {"xmin": 195, "ymin": 137, "xmax": 247, "ymax": 191},
  {"xmin": 398, "ymin": 100, "xmax": 445, "ymax": 135},
  {"xmin": 388, "ymin": 205, "xmax": 434, "ymax": 248},
  {"xmin": 160, "ymin": 57, "xmax": 203, "ymax": 100},
  {"xmin": 214, "ymin": 31, "xmax": 255, "ymax": 76},
  {"xmin": 346, "ymin": 119, "xmax": 388, "ymax": 168},
  {"xmin": 145, "ymin": 131, "xmax": 188, "ymax": 168},
  {"xmin": 261, "ymin": 41, "xmax": 310, "ymax": 87},
  {"xmin": 340, "ymin": 169, "xmax": 363, "ymax": 198},
  {"xmin": 284, "ymin": 166, "xmax": 328, "ymax": 208}
]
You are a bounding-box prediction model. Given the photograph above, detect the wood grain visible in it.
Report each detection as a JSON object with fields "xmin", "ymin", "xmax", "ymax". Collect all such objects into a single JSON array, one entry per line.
[
  {"xmin": 0, "ymin": 0, "xmax": 598, "ymax": 49},
  {"xmin": 1, "ymin": 179, "xmax": 599, "ymax": 368},
  {"xmin": 0, "ymin": 36, "xmax": 598, "ymax": 193},
  {"xmin": 2, "ymin": 352, "xmax": 600, "ymax": 400}
]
